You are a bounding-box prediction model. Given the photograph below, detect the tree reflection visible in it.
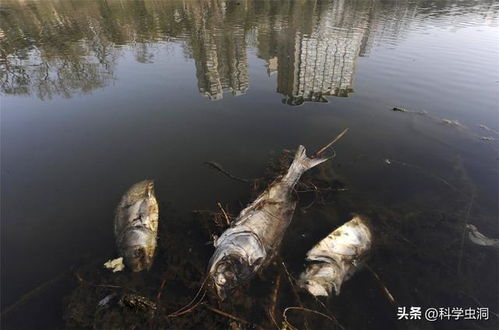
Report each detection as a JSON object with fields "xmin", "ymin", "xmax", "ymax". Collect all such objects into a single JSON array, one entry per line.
[{"xmin": 0, "ymin": 0, "xmax": 495, "ymax": 102}]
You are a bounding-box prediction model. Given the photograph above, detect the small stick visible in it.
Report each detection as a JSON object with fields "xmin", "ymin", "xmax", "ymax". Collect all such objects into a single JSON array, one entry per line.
[
  {"xmin": 204, "ymin": 161, "xmax": 250, "ymax": 183},
  {"xmin": 217, "ymin": 202, "xmax": 231, "ymax": 226},
  {"xmin": 168, "ymin": 292, "xmax": 206, "ymax": 317},
  {"xmin": 283, "ymin": 306, "xmax": 336, "ymax": 329},
  {"xmin": 313, "ymin": 128, "xmax": 349, "ymax": 158},
  {"xmin": 280, "ymin": 261, "xmax": 310, "ymax": 330},
  {"xmin": 387, "ymin": 158, "xmax": 462, "ymax": 193},
  {"xmin": 75, "ymin": 272, "xmax": 124, "ymax": 290},
  {"xmin": 156, "ymin": 278, "xmax": 167, "ymax": 301},
  {"xmin": 167, "ymin": 276, "xmax": 208, "ymax": 317},
  {"xmin": 1, "ymin": 272, "xmax": 67, "ymax": 319},
  {"xmin": 365, "ymin": 265, "xmax": 397, "ymax": 305},
  {"xmin": 268, "ymin": 274, "xmax": 282, "ymax": 329},
  {"xmin": 281, "ymin": 261, "xmax": 344, "ymax": 330},
  {"xmin": 460, "ymin": 290, "xmax": 499, "ymax": 319},
  {"xmin": 205, "ymin": 305, "xmax": 251, "ymax": 325}
]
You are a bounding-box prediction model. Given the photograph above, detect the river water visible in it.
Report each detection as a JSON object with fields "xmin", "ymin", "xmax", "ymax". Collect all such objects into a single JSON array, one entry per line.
[{"xmin": 1, "ymin": 1, "xmax": 498, "ymax": 329}]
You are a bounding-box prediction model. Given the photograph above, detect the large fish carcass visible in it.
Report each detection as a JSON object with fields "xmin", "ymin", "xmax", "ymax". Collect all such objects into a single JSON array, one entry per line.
[
  {"xmin": 299, "ymin": 215, "xmax": 372, "ymax": 297},
  {"xmin": 114, "ymin": 180, "xmax": 159, "ymax": 272},
  {"xmin": 207, "ymin": 145, "xmax": 331, "ymax": 299}
]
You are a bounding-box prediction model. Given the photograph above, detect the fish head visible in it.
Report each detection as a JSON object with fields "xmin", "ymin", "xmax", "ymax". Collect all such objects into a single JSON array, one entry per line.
[
  {"xmin": 122, "ymin": 244, "xmax": 155, "ymax": 272},
  {"xmin": 210, "ymin": 254, "xmax": 251, "ymax": 300},
  {"xmin": 299, "ymin": 263, "xmax": 342, "ymax": 297},
  {"xmin": 121, "ymin": 229, "xmax": 156, "ymax": 272}
]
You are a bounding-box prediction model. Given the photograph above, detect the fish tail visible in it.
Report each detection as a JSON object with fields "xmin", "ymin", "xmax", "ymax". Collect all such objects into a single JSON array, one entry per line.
[
  {"xmin": 282, "ymin": 145, "xmax": 329, "ymax": 186},
  {"xmin": 293, "ymin": 145, "xmax": 329, "ymax": 171}
]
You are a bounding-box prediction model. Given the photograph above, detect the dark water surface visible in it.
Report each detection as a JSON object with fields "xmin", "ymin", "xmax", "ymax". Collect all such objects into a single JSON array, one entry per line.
[{"xmin": 1, "ymin": 0, "xmax": 498, "ymax": 329}]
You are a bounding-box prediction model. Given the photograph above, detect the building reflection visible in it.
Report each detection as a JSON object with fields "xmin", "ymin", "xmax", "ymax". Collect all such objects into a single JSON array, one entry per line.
[
  {"xmin": 184, "ymin": 1, "xmax": 249, "ymax": 100},
  {"xmin": 271, "ymin": 0, "xmax": 372, "ymax": 105},
  {"xmin": 0, "ymin": 0, "xmax": 494, "ymax": 102}
]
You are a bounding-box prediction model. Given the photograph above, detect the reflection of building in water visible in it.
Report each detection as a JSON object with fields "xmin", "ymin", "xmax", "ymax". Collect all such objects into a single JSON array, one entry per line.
[
  {"xmin": 2, "ymin": 0, "xmax": 493, "ymax": 101},
  {"xmin": 266, "ymin": 57, "xmax": 278, "ymax": 76},
  {"xmin": 186, "ymin": 1, "xmax": 249, "ymax": 100},
  {"xmin": 193, "ymin": 29, "xmax": 248, "ymax": 100},
  {"xmin": 275, "ymin": 0, "xmax": 371, "ymax": 105}
]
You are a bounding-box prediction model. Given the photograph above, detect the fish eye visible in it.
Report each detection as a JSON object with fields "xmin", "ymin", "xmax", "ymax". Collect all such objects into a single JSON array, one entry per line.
[{"xmin": 134, "ymin": 248, "xmax": 144, "ymax": 258}]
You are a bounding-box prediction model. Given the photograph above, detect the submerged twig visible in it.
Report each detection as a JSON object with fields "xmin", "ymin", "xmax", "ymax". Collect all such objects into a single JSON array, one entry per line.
[
  {"xmin": 204, "ymin": 161, "xmax": 251, "ymax": 183},
  {"xmin": 268, "ymin": 274, "xmax": 282, "ymax": 329},
  {"xmin": 156, "ymin": 278, "xmax": 167, "ymax": 302},
  {"xmin": 75, "ymin": 272, "xmax": 124, "ymax": 290},
  {"xmin": 205, "ymin": 305, "xmax": 251, "ymax": 325},
  {"xmin": 217, "ymin": 202, "xmax": 231, "ymax": 226},
  {"xmin": 167, "ymin": 276, "xmax": 208, "ymax": 317},
  {"xmin": 280, "ymin": 261, "xmax": 310, "ymax": 330},
  {"xmin": 313, "ymin": 128, "xmax": 349, "ymax": 158},
  {"xmin": 459, "ymin": 290, "xmax": 499, "ymax": 319},
  {"xmin": 283, "ymin": 306, "xmax": 336, "ymax": 330},
  {"xmin": 385, "ymin": 158, "xmax": 462, "ymax": 193},
  {"xmin": 365, "ymin": 265, "xmax": 397, "ymax": 305},
  {"xmin": 1, "ymin": 272, "xmax": 68, "ymax": 319},
  {"xmin": 281, "ymin": 261, "xmax": 345, "ymax": 330}
]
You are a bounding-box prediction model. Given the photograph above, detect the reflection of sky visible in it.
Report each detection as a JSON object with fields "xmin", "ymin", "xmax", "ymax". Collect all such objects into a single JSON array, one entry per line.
[{"xmin": 358, "ymin": 25, "xmax": 499, "ymax": 127}]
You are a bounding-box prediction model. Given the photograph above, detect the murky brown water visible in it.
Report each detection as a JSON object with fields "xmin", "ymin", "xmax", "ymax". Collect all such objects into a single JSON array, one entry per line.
[{"xmin": 1, "ymin": 1, "xmax": 498, "ymax": 329}]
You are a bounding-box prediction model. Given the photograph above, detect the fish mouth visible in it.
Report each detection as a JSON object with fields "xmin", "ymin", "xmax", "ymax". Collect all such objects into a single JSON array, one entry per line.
[
  {"xmin": 209, "ymin": 254, "xmax": 250, "ymax": 301},
  {"xmin": 123, "ymin": 244, "xmax": 154, "ymax": 272},
  {"xmin": 214, "ymin": 279, "xmax": 229, "ymax": 300},
  {"xmin": 119, "ymin": 227, "xmax": 156, "ymax": 272}
]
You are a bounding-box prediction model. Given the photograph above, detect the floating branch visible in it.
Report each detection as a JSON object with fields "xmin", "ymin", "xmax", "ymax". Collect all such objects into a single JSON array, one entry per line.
[{"xmin": 204, "ymin": 161, "xmax": 251, "ymax": 183}]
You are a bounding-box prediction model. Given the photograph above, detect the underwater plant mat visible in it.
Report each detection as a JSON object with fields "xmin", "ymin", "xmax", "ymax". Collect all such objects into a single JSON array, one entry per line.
[{"xmin": 60, "ymin": 150, "xmax": 498, "ymax": 330}]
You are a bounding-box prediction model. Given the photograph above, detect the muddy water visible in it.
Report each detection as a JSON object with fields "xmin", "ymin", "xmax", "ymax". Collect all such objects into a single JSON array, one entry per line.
[{"xmin": 1, "ymin": 1, "xmax": 498, "ymax": 329}]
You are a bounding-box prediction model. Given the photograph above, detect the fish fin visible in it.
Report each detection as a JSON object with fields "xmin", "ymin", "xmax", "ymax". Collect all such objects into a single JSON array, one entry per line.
[
  {"xmin": 293, "ymin": 145, "xmax": 329, "ymax": 171},
  {"xmin": 146, "ymin": 180, "xmax": 155, "ymax": 198}
]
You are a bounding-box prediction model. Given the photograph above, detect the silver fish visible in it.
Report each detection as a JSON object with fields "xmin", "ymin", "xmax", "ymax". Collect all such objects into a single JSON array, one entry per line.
[
  {"xmin": 466, "ymin": 224, "xmax": 499, "ymax": 248},
  {"xmin": 299, "ymin": 215, "xmax": 372, "ymax": 297},
  {"xmin": 114, "ymin": 180, "xmax": 159, "ymax": 272},
  {"xmin": 207, "ymin": 145, "xmax": 329, "ymax": 299}
]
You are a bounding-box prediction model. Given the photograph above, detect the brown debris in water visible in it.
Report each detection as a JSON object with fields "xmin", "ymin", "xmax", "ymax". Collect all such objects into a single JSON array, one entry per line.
[{"xmin": 62, "ymin": 152, "xmax": 498, "ymax": 330}]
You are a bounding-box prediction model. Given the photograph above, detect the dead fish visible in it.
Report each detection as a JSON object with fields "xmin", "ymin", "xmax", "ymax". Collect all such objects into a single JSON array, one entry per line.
[
  {"xmin": 98, "ymin": 293, "xmax": 118, "ymax": 308},
  {"xmin": 207, "ymin": 145, "xmax": 331, "ymax": 300},
  {"xmin": 299, "ymin": 215, "xmax": 372, "ymax": 297},
  {"xmin": 466, "ymin": 224, "xmax": 499, "ymax": 248},
  {"xmin": 441, "ymin": 119, "xmax": 465, "ymax": 129},
  {"xmin": 391, "ymin": 107, "xmax": 427, "ymax": 115},
  {"xmin": 114, "ymin": 180, "xmax": 159, "ymax": 272},
  {"xmin": 478, "ymin": 124, "xmax": 499, "ymax": 135}
]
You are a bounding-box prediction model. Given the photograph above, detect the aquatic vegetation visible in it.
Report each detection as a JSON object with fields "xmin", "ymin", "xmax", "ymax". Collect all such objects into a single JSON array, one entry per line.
[
  {"xmin": 60, "ymin": 147, "xmax": 498, "ymax": 329},
  {"xmin": 2, "ymin": 2, "xmax": 498, "ymax": 329}
]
